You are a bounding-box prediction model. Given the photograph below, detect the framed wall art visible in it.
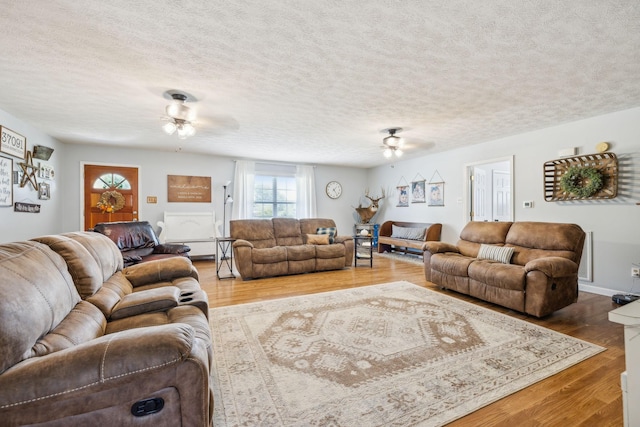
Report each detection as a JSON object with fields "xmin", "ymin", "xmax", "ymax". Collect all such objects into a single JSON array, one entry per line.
[
  {"xmin": 38, "ymin": 182, "xmax": 51, "ymax": 200},
  {"xmin": 396, "ymin": 185, "xmax": 409, "ymax": 207},
  {"xmin": 427, "ymin": 182, "xmax": 444, "ymax": 206},
  {"xmin": 411, "ymin": 180, "xmax": 426, "ymax": 203},
  {"xmin": 0, "ymin": 126, "xmax": 27, "ymax": 160},
  {"xmin": 0, "ymin": 156, "xmax": 13, "ymax": 207}
]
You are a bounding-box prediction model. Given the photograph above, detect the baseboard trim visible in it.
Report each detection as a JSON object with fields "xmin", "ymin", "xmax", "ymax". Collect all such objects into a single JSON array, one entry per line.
[{"xmin": 579, "ymin": 283, "xmax": 623, "ymax": 297}]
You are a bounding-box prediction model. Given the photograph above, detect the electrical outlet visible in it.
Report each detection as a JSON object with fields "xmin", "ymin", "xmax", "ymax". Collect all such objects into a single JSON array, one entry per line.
[{"xmin": 632, "ymin": 267, "xmax": 640, "ymax": 278}]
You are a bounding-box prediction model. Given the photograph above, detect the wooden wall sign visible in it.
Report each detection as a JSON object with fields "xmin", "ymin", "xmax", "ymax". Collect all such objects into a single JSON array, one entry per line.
[
  {"xmin": 14, "ymin": 202, "xmax": 40, "ymax": 213},
  {"xmin": 167, "ymin": 175, "xmax": 211, "ymax": 203},
  {"xmin": 0, "ymin": 156, "xmax": 12, "ymax": 207},
  {"xmin": 0, "ymin": 126, "xmax": 27, "ymax": 159}
]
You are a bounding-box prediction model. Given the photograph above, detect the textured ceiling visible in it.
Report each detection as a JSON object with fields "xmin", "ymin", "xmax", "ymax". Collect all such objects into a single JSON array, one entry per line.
[{"xmin": 1, "ymin": 1, "xmax": 639, "ymax": 168}]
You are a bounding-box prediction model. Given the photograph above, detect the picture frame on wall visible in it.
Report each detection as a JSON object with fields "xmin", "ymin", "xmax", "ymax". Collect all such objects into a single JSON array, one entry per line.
[
  {"xmin": 411, "ymin": 180, "xmax": 426, "ymax": 203},
  {"xmin": 0, "ymin": 156, "xmax": 13, "ymax": 207},
  {"xmin": 396, "ymin": 185, "xmax": 409, "ymax": 207},
  {"xmin": 38, "ymin": 182, "xmax": 51, "ymax": 200},
  {"xmin": 427, "ymin": 182, "xmax": 445, "ymax": 206},
  {"xmin": 0, "ymin": 126, "xmax": 27, "ymax": 160}
]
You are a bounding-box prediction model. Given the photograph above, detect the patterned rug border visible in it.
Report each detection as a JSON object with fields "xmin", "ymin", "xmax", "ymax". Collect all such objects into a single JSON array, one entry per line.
[
  {"xmin": 376, "ymin": 251, "xmax": 424, "ymax": 265},
  {"xmin": 209, "ymin": 281, "xmax": 606, "ymax": 426}
]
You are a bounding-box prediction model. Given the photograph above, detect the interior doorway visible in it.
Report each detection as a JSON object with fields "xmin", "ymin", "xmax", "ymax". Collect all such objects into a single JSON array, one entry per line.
[
  {"xmin": 466, "ymin": 156, "xmax": 513, "ymax": 222},
  {"xmin": 83, "ymin": 164, "xmax": 139, "ymax": 230}
]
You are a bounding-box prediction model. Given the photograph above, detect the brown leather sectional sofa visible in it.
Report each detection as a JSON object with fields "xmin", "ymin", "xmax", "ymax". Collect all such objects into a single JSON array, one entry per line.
[
  {"xmin": 424, "ymin": 221, "xmax": 585, "ymax": 317},
  {"xmin": 230, "ymin": 218, "xmax": 353, "ymax": 280},
  {"xmin": 0, "ymin": 231, "xmax": 213, "ymax": 426}
]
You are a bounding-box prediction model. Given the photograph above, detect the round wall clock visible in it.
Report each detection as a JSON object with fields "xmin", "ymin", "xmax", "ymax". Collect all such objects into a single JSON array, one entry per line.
[{"xmin": 325, "ymin": 181, "xmax": 342, "ymax": 199}]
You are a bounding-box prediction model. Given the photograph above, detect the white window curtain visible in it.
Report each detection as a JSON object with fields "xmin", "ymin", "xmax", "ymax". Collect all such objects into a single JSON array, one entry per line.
[
  {"xmin": 296, "ymin": 165, "xmax": 317, "ymax": 218},
  {"xmin": 231, "ymin": 160, "xmax": 255, "ymax": 220},
  {"xmin": 232, "ymin": 161, "xmax": 316, "ymax": 219}
]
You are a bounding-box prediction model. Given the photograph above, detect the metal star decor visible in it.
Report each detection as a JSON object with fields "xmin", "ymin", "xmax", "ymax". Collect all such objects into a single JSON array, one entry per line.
[{"xmin": 19, "ymin": 151, "xmax": 39, "ymax": 191}]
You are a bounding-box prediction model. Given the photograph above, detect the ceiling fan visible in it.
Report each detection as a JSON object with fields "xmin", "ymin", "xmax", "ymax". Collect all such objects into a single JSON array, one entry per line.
[
  {"xmin": 381, "ymin": 128, "xmax": 405, "ymax": 158},
  {"xmin": 380, "ymin": 127, "xmax": 434, "ymax": 158},
  {"xmin": 161, "ymin": 92, "xmax": 197, "ymax": 139}
]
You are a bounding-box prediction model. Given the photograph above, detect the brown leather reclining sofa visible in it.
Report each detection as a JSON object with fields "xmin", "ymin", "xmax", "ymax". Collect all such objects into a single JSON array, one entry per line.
[
  {"xmin": 230, "ymin": 218, "xmax": 353, "ymax": 280},
  {"xmin": 0, "ymin": 231, "xmax": 213, "ymax": 426},
  {"xmin": 423, "ymin": 221, "xmax": 585, "ymax": 317}
]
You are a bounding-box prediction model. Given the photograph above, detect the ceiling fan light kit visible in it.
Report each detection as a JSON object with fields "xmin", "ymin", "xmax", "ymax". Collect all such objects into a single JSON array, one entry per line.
[
  {"xmin": 162, "ymin": 92, "xmax": 197, "ymax": 139},
  {"xmin": 382, "ymin": 127, "xmax": 404, "ymax": 158}
]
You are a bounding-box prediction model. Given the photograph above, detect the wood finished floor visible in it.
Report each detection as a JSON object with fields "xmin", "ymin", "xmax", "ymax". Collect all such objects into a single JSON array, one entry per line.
[{"xmin": 194, "ymin": 254, "xmax": 625, "ymax": 427}]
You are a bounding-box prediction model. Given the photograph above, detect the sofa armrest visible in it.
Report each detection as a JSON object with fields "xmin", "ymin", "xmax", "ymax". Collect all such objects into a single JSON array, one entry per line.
[
  {"xmin": 153, "ymin": 243, "xmax": 191, "ymax": 255},
  {"xmin": 232, "ymin": 239, "xmax": 254, "ymax": 249},
  {"xmin": 423, "ymin": 241, "xmax": 459, "ymax": 254},
  {"xmin": 524, "ymin": 256, "xmax": 579, "ymax": 278},
  {"xmin": 110, "ymin": 286, "xmax": 181, "ymax": 320},
  {"xmin": 0, "ymin": 323, "xmax": 197, "ymax": 409},
  {"xmin": 333, "ymin": 235, "xmax": 353, "ymax": 244},
  {"xmin": 123, "ymin": 256, "xmax": 199, "ymax": 287}
]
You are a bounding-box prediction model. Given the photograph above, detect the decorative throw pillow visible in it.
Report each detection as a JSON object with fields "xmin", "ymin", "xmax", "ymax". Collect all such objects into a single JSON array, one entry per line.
[
  {"xmin": 477, "ymin": 244, "xmax": 514, "ymax": 264},
  {"xmin": 307, "ymin": 234, "xmax": 330, "ymax": 245},
  {"xmin": 391, "ymin": 225, "xmax": 426, "ymax": 241},
  {"xmin": 316, "ymin": 227, "xmax": 337, "ymax": 244}
]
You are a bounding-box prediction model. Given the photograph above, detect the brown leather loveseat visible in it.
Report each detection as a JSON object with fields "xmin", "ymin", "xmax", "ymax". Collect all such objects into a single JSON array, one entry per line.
[
  {"xmin": 423, "ymin": 221, "xmax": 585, "ymax": 317},
  {"xmin": 0, "ymin": 231, "xmax": 213, "ymax": 426},
  {"xmin": 230, "ymin": 218, "xmax": 353, "ymax": 280},
  {"xmin": 93, "ymin": 220, "xmax": 191, "ymax": 266}
]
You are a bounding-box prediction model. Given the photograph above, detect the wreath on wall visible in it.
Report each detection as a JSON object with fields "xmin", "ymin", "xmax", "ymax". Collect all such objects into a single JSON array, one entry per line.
[
  {"xmin": 559, "ymin": 166, "xmax": 604, "ymax": 198},
  {"xmin": 97, "ymin": 190, "xmax": 125, "ymax": 213}
]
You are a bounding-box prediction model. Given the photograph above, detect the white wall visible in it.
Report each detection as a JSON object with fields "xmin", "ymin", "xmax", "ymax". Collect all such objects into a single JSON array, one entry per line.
[
  {"xmin": 368, "ymin": 107, "xmax": 640, "ymax": 296},
  {"xmin": 0, "ymin": 109, "xmax": 63, "ymax": 241},
  {"xmin": 59, "ymin": 145, "xmax": 368, "ymax": 239}
]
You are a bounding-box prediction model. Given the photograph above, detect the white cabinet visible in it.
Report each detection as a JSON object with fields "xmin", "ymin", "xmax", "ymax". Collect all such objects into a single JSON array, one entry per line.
[{"xmin": 609, "ymin": 300, "xmax": 640, "ymax": 427}]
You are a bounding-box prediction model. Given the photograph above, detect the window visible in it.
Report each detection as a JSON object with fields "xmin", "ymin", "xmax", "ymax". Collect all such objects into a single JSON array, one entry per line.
[
  {"xmin": 253, "ymin": 175, "xmax": 296, "ymax": 218},
  {"xmin": 92, "ymin": 173, "xmax": 131, "ymax": 190}
]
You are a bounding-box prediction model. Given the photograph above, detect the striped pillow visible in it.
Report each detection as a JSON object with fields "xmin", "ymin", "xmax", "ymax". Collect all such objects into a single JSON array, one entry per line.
[
  {"xmin": 316, "ymin": 227, "xmax": 337, "ymax": 244},
  {"xmin": 477, "ymin": 244, "xmax": 514, "ymax": 264}
]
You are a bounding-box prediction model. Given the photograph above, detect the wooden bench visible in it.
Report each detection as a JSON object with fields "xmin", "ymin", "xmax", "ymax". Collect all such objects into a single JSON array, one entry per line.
[
  {"xmin": 377, "ymin": 221, "xmax": 442, "ymax": 256},
  {"xmin": 157, "ymin": 212, "xmax": 221, "ymax": 259}
]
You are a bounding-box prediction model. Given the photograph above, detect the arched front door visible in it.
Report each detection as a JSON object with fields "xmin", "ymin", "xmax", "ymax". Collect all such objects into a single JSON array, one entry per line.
[{"xmin": 83, "ymin": 164, "xmax": 139, "ymax": 230}]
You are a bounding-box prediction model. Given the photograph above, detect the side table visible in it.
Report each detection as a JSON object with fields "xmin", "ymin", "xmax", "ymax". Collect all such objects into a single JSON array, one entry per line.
[
  {"xmin": 353, "ymin": 235, "xmax": 373, "ymax": 267},
  {"xmin": 216, "ymin": 237, "xmax": 236, "ymax": 279}
]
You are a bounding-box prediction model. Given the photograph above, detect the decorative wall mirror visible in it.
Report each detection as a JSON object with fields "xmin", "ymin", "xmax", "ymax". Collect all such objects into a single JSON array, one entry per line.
[{"xmin": 464, "ymin": 155, "xmax": 514, "ymax": 222}]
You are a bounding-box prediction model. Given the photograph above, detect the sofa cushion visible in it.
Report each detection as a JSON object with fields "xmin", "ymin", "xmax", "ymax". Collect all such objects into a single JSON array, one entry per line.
[
  {"xmin": 307, "ymin": 234, "xmax": 330, "ymax": 245},
  {"xmin": 230, "ymin": 219, "xmax": 277, "ymax": 249},
  {"xmin": 273, "ymin": 218, "xmax": 304, "ymax": 246},
  {"xmin": 252, "ymin": 246, "xmax": 288, "ymax": 263},
  {"xmin": 31, "ymin": 300, "xmax": 106, "ymax": 357},
  {"xmin": 468, "ymin": 260, "xmax": 526, "ymax": 291},
  {"xmin": 316, "ymin": 227, "xmax": 337, "ymax": 243},
  {"xmin": 431, "ymin": 252, "xmax": 475, "ymax": 277},
  {"xmin": 391, "ymin": 225, "xmax": 425, "ymax": 240},
  {"xmin": 477, "ymin": 244, "xmax": 514, "ymax": 264},
  {"xmin": 286, "ymin": 245, "xmax": 317, "ymax": 261},
  {"xmin": 0, "ymin": 241, "xmax": 82, "ymax": 374},
  {"xmin": 315, "ymin": 244, "xmax": 345, "ymax": 259},
  {"xmin": 505, "ymin": 222, "xmax": 585, "ymax": 265},
  {"xmin": 300, "ymin": 218, "xmax": 339, "ymax": 236}
]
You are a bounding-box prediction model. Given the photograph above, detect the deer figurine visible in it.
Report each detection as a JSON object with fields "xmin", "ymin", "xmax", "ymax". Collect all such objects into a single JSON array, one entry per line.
[{"xmin": 355, "ymin": 188, "xmax": 385, "ymax": 223}]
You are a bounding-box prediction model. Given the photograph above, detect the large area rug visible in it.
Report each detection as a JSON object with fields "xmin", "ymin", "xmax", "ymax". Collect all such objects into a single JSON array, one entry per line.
[{"xmin": 209, "ymin": 281, "xmax": 604, "ymax": 426}]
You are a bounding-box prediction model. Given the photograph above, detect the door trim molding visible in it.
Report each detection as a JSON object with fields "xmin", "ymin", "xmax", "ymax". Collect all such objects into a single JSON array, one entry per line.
[{"xmin": 463, "ymin": 155, "xmax": 514, "ymax": 223}]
